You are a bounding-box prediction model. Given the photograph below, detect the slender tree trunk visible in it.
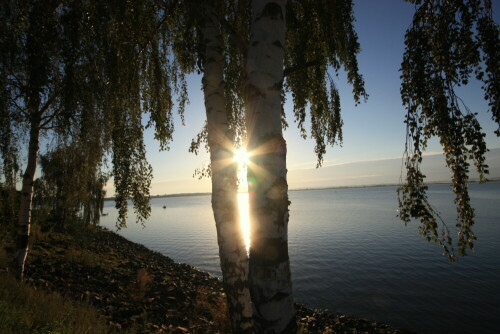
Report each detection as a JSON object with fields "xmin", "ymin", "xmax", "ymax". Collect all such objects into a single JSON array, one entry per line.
[
  {"xmin": 201, "ymin": 3, "xmax": 254, "ymax": 332},
  {"xmin": 16, "ymin": 114, "xmax": 40, "ymax": 280},
  {"xmin": 246, "ymin": 1, "xmax": 296, "ymax": 332}
]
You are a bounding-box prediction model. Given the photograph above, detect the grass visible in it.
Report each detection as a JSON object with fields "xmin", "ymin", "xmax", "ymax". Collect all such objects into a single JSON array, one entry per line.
[
  {"xmin": 0, "ymin": 245, "xmax": 9, "ymax": 269},
  {"xmin": 130, "ymin": 268, "xmax": 154, "ymax": 300},
  {"xmin": 191, "ymin": 286, "xmax": 231, "ymax": 333},
  {"xmin": 0, "ymin": 273, "xmax": 111, "ymax": 334},
  {"xmin": 0, "ymin": 222, "xmax": 234, "ymax": 333},
  {"xmin": 63, "ymin": 247, "xmax": 102, "ymax": 268},
  {"xmin": 0, "ymin": 222, "xmax": 115, "ymax": 334}
]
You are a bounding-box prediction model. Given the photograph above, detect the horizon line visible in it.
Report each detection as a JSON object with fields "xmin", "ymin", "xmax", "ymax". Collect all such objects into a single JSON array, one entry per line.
[{"xmin": 103, "ymin": 177, "xmax": 500, "ymax": 201}]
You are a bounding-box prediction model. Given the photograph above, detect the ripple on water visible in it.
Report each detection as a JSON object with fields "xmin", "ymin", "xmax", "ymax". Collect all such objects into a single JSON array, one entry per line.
[{"xmin": 100, "ymin": 183, "xmax": 500, "ymax": 334}]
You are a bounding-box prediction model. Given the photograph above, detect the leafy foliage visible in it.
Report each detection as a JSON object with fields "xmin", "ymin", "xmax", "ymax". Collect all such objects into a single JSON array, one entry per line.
[
  {"xmin": 178, "ymin": 0, "xmax": 366, "ymax": 169},
  {"xmin": 220, "ymin": 0, "xmax": 251, "ymax": 147},
  {"xmin": 87, "ymin": 0, "xmax": 186, "ymax": 227},
  {"xmin": 398, "ymin": 0, "xmax": 499, "ymax": 260},
  {"xmin": 174, "ymin": 0, "xmax": 250, "ymax": 158},
  {"xmin": 0, "ymin": 184, "xmax": 19, "ymax": 230},
  {"xmin": 2, "ymin": 0, "xmax": 497, "ymax": 265},
  {"xmin": 33, "ymin": 144, "xmax": 107, "ymax": 229},
  {"xmin": 0, "ymin": 0, "xmax": 188, "ymax": 228},
  {"xmin": 285, "ymin": 0, "xmax": 367, "ymax": 166}
]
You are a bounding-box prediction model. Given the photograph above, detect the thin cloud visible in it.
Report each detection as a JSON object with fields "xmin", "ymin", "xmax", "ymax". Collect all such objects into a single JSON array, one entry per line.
[{"xmin": 291, "ymin": 151, "xmax": 446, "ymax": 172}]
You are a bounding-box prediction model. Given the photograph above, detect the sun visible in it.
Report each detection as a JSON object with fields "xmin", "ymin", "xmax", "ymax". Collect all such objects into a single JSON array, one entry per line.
[
  {"xmin": 233, "ymin": 147, "xmax": 251, "ymax": 193},
  {"xmin": 233, "ymin": 147, "xmax": 251, "ymax": 166}
]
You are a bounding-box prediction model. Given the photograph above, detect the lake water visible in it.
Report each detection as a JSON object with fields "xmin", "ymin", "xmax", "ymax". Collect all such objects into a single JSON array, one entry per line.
[{"xmin": 100, "ymin": 182, "xmax": 500, "ymax": 334}]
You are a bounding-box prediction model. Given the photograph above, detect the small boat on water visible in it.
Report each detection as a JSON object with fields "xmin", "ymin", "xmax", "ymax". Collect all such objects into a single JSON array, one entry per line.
[
  {"xmin": 102, "ymin": 213, "xmax": 109, "ymax": 216},
  {"xmin": 162, "ymin": 205, "xmax": 166, "ymax": 209}
]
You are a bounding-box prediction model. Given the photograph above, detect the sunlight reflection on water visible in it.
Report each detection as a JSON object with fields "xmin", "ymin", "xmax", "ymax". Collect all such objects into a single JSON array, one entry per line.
[{"xmin": 100, "ymin": 182, "xmax": 500, "ymax": 334}]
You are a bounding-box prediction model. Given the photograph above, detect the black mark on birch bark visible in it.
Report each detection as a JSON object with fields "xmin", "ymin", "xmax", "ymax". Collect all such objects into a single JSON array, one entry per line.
[
  {"xmin": 251, "ymin": 237, "xmax": 288, "ymax": 265},
  {"xmin": 261, "ymin": 3, "xmax": 283, "ymax": 20},
  {"xmin": 17, "ymin": 235, "xmax": 29, "ymax": 249},
  {"xmin": 272, "ymin": 40, "xmax": 283, "ymax": 48}
]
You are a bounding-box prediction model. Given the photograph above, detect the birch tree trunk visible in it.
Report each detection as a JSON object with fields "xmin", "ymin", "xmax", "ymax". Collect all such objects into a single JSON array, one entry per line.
[
  {"xmin": 16, "ymin": 114, "xmax": 40, "ymax": 280},
  {"xmin": 246, "ymin": 1, "xmax": 296, "ymax": 332},
  {"xmin": 201, "ymin": 3, "xmax": 254, "ymax": 332}
]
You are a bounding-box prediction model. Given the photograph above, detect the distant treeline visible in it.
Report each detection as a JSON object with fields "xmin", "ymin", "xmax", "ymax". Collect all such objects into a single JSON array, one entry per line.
[
  {"xmin": 104, "ymin": 192, "xmax": 211, "ymax": 202},
  {"xmin": 104, "ymin": 178, "xmax": 500, "ymax": 201}
]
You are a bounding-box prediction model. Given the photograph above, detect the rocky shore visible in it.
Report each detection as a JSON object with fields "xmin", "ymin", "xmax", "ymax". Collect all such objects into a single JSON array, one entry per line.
[{"xmin": 18, "ymin": 226, "xmax": 414, "ymax": 333}]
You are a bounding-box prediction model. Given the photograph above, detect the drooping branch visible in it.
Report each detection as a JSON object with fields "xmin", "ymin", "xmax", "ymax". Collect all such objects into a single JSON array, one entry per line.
[
  {"xmin": 219, "ymin": 16, "xmax": 248, "ymax": 60},
  {"xmin": 283, "ymin": 58, "xmax": 321, "ymax": 77},
  {"xmin": 398, "ymin": 0, "xmax": 499, "ymax": 260},
  {"xmin": 284, "ymin": 0, "xmax": 367, "ymax": 166}
]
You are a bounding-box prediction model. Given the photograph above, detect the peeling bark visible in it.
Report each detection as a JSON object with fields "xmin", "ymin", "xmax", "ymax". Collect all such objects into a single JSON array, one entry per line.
[
  {"xmin": 201, "ymin": 3, "xmax": 254, "ymax": 332},
  {"xmin": 246, "ymin": 1, "xmax": 296, "ymax": 333}
]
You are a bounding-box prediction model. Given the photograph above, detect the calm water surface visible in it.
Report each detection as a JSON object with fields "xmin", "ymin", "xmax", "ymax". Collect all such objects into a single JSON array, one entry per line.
[{"xmin": 100, "ymin": 182, "xmax": 500, "ymax": 334}]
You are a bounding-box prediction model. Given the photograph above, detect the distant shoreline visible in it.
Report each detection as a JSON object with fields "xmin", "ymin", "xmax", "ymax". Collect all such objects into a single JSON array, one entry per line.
[
  {"xmin": 288, "ymin": 177, "xmax": 500, "ymax": 192},
  {"xmin": 104, "ymin": 178, "xmax": 500, "ymax": 201}
]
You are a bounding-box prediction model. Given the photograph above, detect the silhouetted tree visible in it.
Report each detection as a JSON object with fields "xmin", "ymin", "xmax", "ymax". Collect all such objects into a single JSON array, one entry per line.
[
  {"xmin": 1, "ymin": 1, "xmax": 497, "ymax": 332},
  {"xmin": 174, "ymin": 0, "xmax": 366, "ymax": 331},
  {"xmin": 32, "ymin": 144, "xmax": 107, "ymax": 229},
  {"xmin": 178, "ymin": 1, "xmax": 498, "ymax": 332},
  {"xmin": 0, "ymin": 0, "xmax": 185, "ymax": 279}
]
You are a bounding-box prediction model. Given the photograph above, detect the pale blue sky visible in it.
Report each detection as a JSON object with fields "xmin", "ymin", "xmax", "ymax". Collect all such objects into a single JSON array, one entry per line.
[{"xmin": 109, "ymin": 1, "xmax": 500, "ymax": 196}]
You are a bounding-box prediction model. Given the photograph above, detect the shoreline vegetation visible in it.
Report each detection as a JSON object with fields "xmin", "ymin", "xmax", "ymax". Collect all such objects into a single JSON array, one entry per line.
[
  {"xmin": 104, "ymin": 179, "xmax": 500, "ymax": 201},
  {"xmin": 1, "ymin": 224, "xmax": 414, "ymax": 333}
]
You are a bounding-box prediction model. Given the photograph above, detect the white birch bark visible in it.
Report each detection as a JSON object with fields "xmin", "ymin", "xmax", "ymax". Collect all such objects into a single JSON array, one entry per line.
[
  {"xmin": 246, "ymin": 1, "xmax": 296, "ymax": 332},
  {"xmin": 16, "ymin": 116, "xmax": 40, "ymax": 280},
  {"xmin": 201, "ymin": 3, "xmax": 254, "ymax": 332}
]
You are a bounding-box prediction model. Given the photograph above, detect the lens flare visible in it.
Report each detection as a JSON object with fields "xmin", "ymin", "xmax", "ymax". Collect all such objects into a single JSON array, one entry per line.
[
  {"xmin": 237, "ymin": 192, "xmax": 251, "ymax": 254},
  {"xmin": 233, "ymin": 147, "xmax": 251, "ymax": 166}
]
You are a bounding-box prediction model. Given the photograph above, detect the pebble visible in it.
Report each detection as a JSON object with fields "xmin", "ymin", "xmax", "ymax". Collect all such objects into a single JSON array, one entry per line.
[{"xmin": 20, "ymin": 226, "xmax": 415, "ymax": 333}]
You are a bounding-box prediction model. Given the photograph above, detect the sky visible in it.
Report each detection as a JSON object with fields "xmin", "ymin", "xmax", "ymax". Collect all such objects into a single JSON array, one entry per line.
[{"xmin": 107, "ymin": 1, "xmax": 500, "ymax": 196}]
